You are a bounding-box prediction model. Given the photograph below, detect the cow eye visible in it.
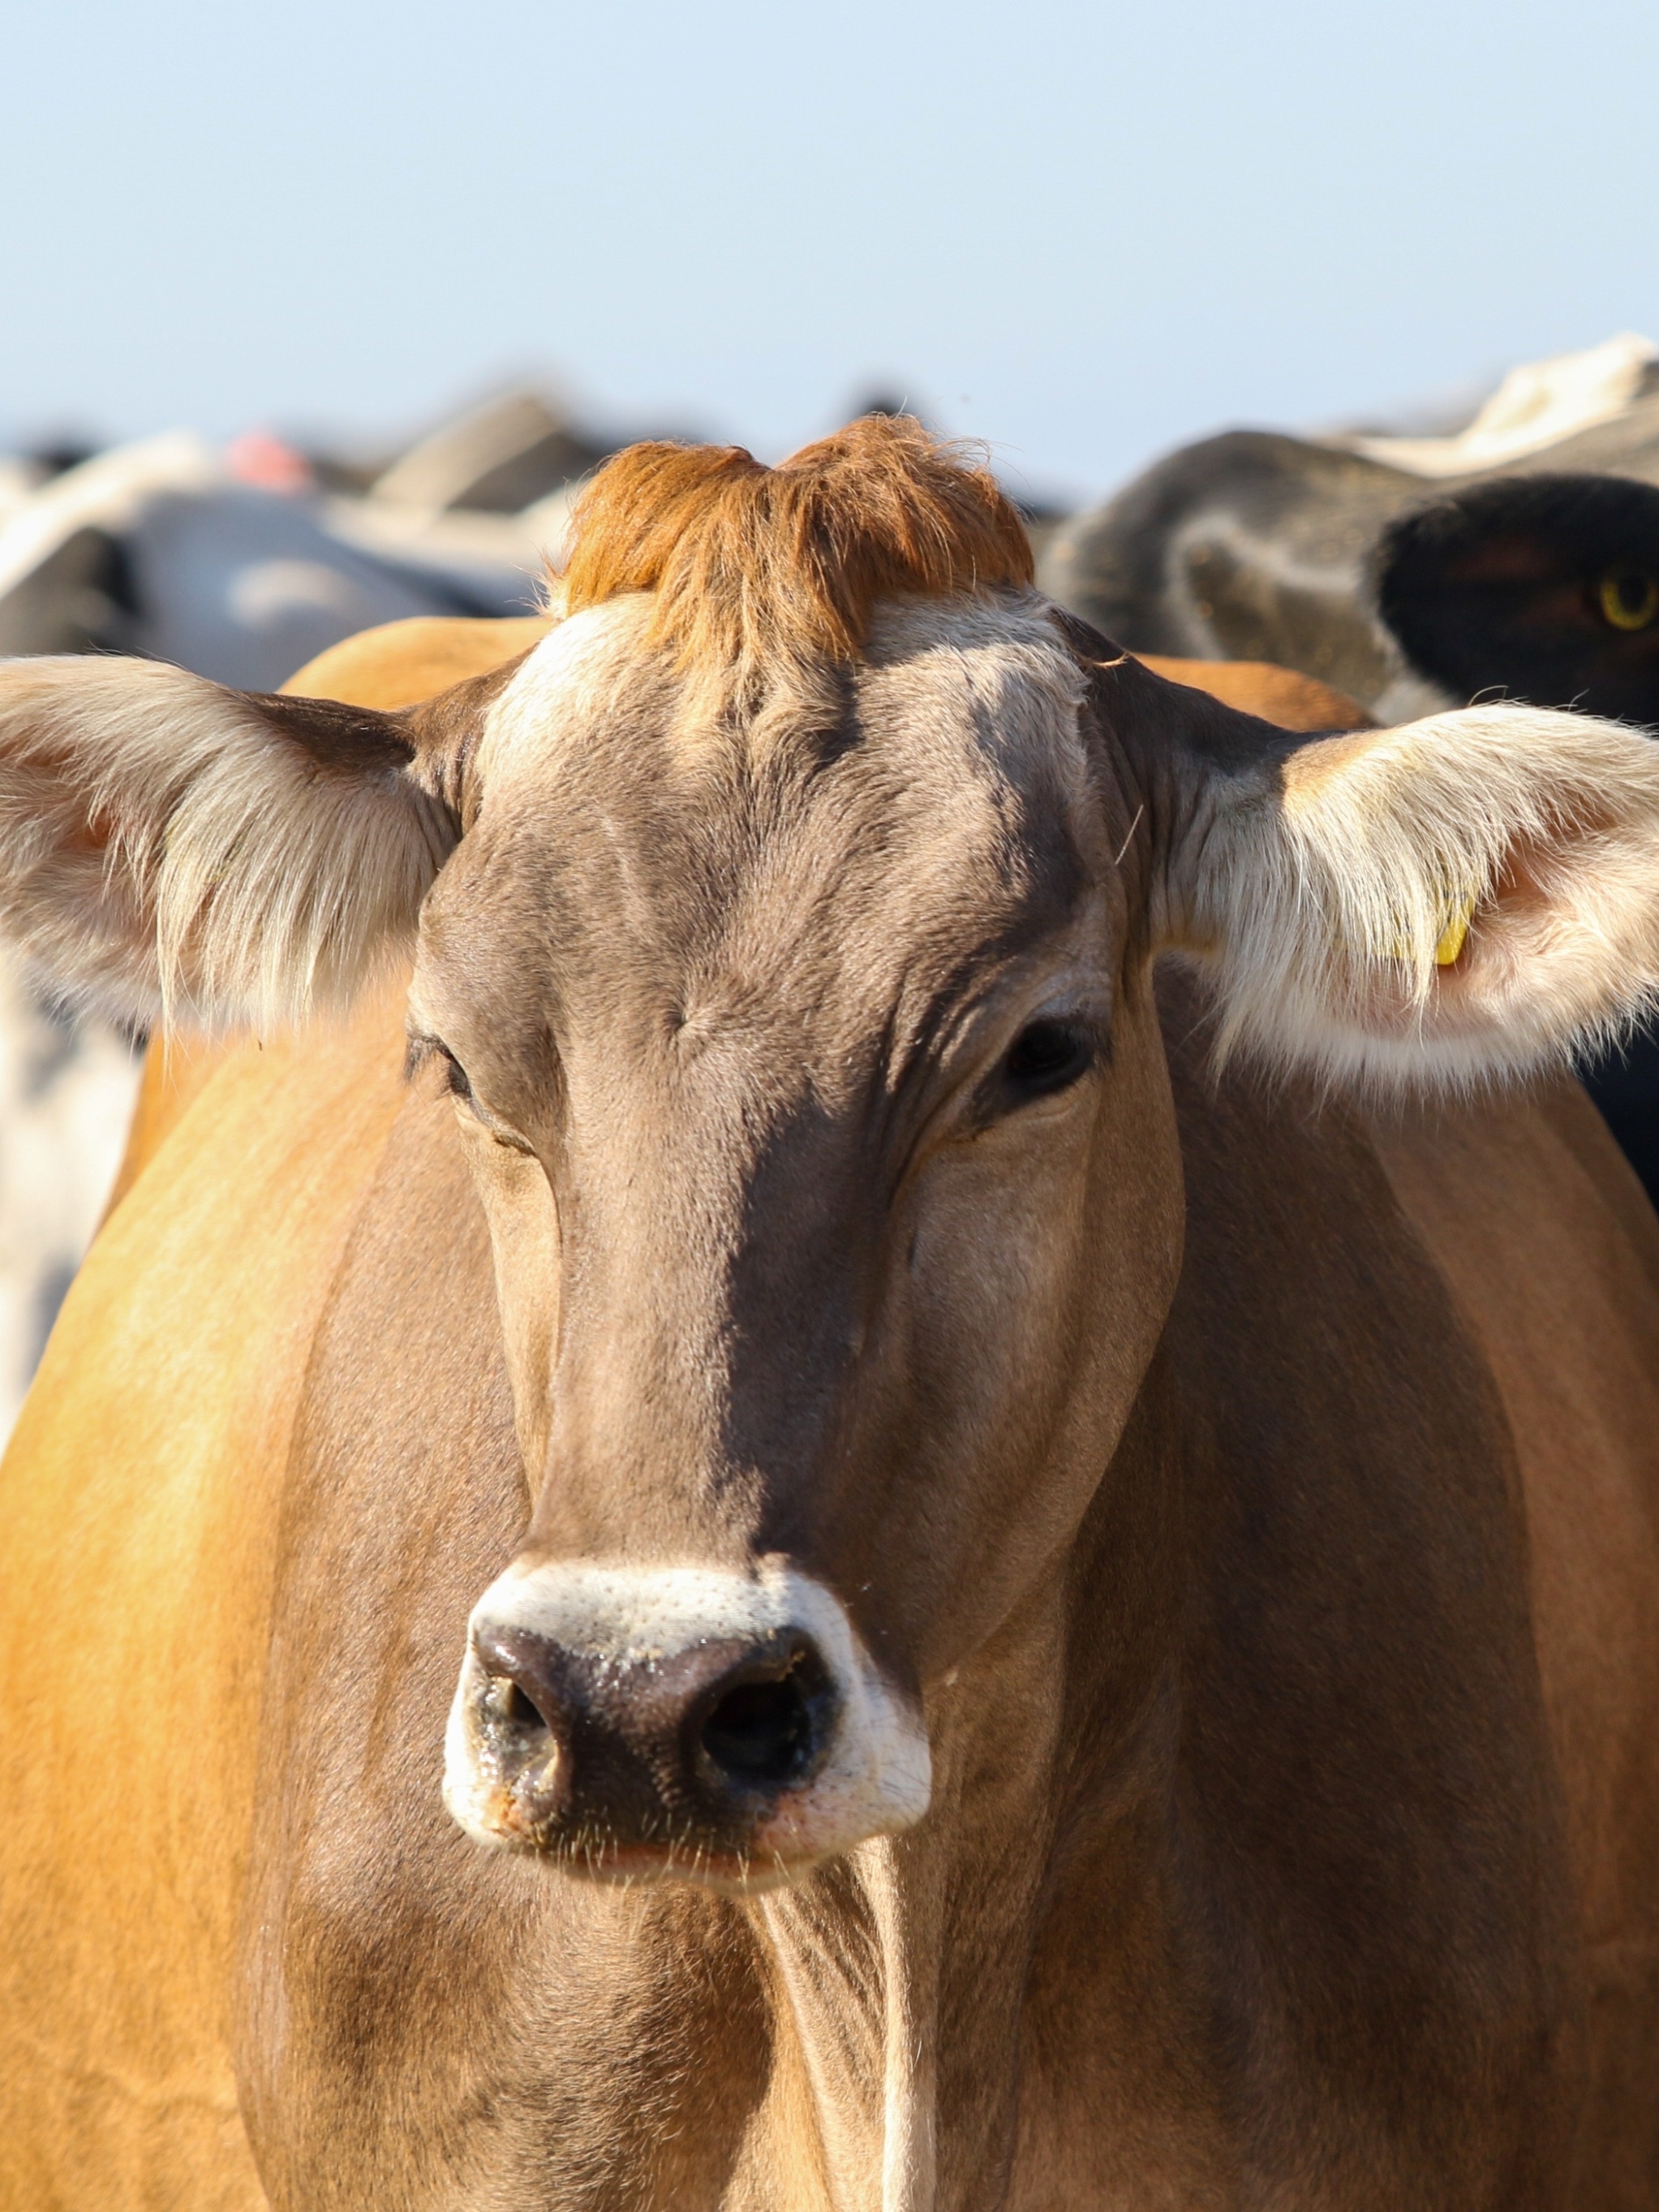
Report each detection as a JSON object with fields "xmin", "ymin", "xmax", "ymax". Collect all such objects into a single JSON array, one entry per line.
[
  {"xmin": 999, "ymin": 1018, "xmax": 1095, "ymax": 1104},
  {"xmin": 1599, "ymin": 568, "xmax": 1659, "ymax": 631},
  {"xmin": 429, "ymin": 1042, "xmax": 472, "ymax": 1102},
  {"xmin": 407, "ymin": 1033, "xmax": 473, "ymax": 1103}
]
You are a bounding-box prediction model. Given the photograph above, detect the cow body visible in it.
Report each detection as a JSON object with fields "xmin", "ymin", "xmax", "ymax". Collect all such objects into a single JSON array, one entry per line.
[
  {"xmin": 247, "ymin": 979, "xmax": 1659, "ymax": 2210},
  {"xmin": 6, "ymin": 425, "xmax": 1659, "ymax": 2209}
]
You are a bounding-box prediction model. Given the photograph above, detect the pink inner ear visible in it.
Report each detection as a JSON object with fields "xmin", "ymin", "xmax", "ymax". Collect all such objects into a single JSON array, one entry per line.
[{"xmin": 1489, "ymin": 800, "xmax": 1617, "ymax": 927}]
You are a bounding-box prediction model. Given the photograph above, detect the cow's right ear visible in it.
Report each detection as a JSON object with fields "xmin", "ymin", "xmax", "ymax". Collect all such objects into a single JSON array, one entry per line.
[
  {"xmin": 0, "ymin": 654, "xmax": 489, "ymax": 1031},
  {"xmin": 1087, "ymin": 649, "xmax": 1659, "ymax": 1094}
]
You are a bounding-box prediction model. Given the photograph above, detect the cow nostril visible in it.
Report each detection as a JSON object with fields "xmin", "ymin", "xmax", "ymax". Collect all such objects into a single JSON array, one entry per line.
[
  {"xmin": 505, "ymin": 1681, "xmax": 548, "ymax": 1732},
  {"xmin": 700, "ymin": 1673, "xmax": 817, "ymax": 1786}
]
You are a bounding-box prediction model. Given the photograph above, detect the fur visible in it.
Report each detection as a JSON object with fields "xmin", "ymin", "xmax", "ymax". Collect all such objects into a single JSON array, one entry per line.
[
  {"xmin": 557, "ymin": 415, "xmax": 1034, "ymax": 713},
  {"xmin": 0, "ymin": 656, "xmax": 453, "ymax": 1031},
  {"xmin": 1173, "ymin": 700, "xmax": 1659, "ymax": 1091}
]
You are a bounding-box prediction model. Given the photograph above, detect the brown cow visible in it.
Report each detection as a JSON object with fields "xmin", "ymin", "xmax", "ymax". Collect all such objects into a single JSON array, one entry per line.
[{"xmin": 4, "ymin": 418, "xmax": 1659, "ymax": 2210}]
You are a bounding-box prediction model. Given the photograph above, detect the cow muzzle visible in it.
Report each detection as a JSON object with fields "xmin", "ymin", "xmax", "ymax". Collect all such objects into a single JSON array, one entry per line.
[{"xmin": 443, "ymin": 1561, "xmax": 931, "ymax": 1890}]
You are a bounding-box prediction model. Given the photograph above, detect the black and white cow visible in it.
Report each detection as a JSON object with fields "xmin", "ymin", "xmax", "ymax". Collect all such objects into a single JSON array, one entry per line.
[{"xmin": 0, "ymin": 431, "xmax": 563, "ymax": 691}]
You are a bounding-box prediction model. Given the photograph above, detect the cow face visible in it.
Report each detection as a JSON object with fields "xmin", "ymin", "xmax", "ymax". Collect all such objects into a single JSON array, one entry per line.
[
  {"xmin": 1379, "ymin": 475, "xmax": 1659, "ymax": 725},
  {"xmin": 418, "ymin": 594, "xmax": 1185, "ymax": 1886}
]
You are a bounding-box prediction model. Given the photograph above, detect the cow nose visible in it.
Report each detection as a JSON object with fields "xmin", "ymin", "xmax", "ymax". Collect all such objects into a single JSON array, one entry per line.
[
  {"xmin": 464, "ymin": 1619, "xmax": 839, "ymax": 1845},
  {"xmin": 445, "ymin": 1562, "xmax": 933, "ymax": 1881}
]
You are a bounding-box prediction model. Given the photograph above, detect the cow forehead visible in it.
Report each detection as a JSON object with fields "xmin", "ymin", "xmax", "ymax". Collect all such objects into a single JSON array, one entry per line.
[
  {"xmin": 420, "ymin": 591, "xmax": 1107, "ymax": 1077},
  {"xmin": 475, "ymin": 589, "xmax": 1093, "ymax": 809}
]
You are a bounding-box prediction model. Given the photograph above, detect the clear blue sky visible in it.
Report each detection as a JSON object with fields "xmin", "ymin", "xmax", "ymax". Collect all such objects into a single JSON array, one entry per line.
[{"xmin": 5, "ymin": 0, "xmax": 1655, "ymax": 505}]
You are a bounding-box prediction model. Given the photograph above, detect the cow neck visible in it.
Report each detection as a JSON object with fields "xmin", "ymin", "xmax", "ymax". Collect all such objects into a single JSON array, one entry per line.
[
  {"xmin": 758, "ymin": 1836, "xmax": 941, "ymax": 2212},
  {"xmin": 755, "ymin": 1630, "xmax": 1052, "ymax": 2212},
  {"xmin": 748, "ymin": 1366, "xmax": 1186, "ymax": 2212}
]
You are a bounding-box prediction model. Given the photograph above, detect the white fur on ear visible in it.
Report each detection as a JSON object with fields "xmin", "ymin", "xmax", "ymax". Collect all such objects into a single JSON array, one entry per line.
[
  {"xmin": 1174, "ymin": 704, "xmax": 1659, "ymax": 1092},
  {"xmin": 0, "ymin": 656, "xmax": 456, "ymax": 1031}
]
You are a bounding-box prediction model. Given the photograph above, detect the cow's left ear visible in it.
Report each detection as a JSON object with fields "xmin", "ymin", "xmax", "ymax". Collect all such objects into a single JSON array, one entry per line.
[
  {"xmin": 0, "ymin": 654, "xmax": 505, "ymax": 1032},
  {"xmin": 1095, "ymin": 652, "xmax": 1659, "ymax": 1091}
]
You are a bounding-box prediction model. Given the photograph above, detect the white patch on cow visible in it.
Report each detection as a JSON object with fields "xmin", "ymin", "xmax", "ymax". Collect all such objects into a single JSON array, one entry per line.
[
  {"xmin": 862, "ymin": 1838, "xmax": 939, "ymax": 2212},
  {"xmin": 1344, "ymin": 332, "xmax": 1659, "ymax": 477},
  {"xmin": 443, "ymin": 1559, "xmax": 932, "ymax": 1883},
  {"xmin": 1177, "ymin": 700, "xmax": 1659, "ymax": 1092},
  {"xmin": 475, "ymin": 595, "xmax": 657, "ymax": 785}
]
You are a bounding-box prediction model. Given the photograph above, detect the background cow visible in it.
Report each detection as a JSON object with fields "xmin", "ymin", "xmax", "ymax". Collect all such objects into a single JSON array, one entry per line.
[
  {"xmin": 1038, "ymin": 334, "xmax": 1659, "ymax": 720},
  {"xmin": 0, "ymin": 428, "xmax": 557, "ymax": 689}
]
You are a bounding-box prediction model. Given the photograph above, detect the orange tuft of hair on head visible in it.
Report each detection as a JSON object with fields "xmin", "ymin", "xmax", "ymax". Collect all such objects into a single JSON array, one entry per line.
[{"xmin": 558, "ymin": 415, "xmax": 1034, "ymax": 693}]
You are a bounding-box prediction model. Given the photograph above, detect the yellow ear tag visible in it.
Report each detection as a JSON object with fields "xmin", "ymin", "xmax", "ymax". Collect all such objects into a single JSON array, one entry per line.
[{"xmin": 1434, "ymin": 889, "xmax": 1476, "ymax": 967}]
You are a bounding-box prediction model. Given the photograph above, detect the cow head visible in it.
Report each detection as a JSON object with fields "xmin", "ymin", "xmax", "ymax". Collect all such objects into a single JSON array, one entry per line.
[
  {"xmin": 4, "ymin": 420, "xmax": 1659, "ymax": 1891},
  {"xmin": 1378, "ymin": 473, "xmax": 1659, "ymax": 725}
]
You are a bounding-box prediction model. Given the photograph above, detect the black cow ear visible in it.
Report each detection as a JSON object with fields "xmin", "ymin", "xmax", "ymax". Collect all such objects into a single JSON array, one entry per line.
[{"xmin": 1377, "ymin": 473, "xmax": 1659, "ymax": 725}]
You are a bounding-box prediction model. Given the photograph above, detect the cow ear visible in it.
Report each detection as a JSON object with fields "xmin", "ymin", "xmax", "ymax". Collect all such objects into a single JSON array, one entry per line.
[
  {"xmin": 0, "ymin": 654, "xmax": 494, "ymax": 1032},
  {"xmin": 1094, "ymin": 653, "xmax": 1659, "ymax": 1091}
]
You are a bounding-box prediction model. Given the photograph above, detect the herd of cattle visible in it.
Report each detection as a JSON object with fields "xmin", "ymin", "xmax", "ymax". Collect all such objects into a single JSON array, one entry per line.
[{"xmin": 5, "ymin": 346, "xmax": 1659, "ymax": 2206}]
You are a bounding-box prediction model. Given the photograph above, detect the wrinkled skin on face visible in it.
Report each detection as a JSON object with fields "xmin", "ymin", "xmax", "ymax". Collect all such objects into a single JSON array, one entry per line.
[{"xmin": 415, "ymin": 593, "xmax": 1184, "ymax": 1882}]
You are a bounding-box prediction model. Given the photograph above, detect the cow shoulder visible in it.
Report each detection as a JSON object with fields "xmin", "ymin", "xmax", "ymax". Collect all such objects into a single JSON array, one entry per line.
[
  {"xmin": 285, "ymin": 612, "xmax": 556, "ymax": 712},
  {"xmin": 1369, "ymin": 1079, "xmax": 1659, "ymax": 2116},
  {"xmin": 1153, "ymin": 965, "xmax": 1571, "ymax": 2191},
  {"xmin": 0, "ymin": 982, "xmax": 408, "ymax": 2208}
]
